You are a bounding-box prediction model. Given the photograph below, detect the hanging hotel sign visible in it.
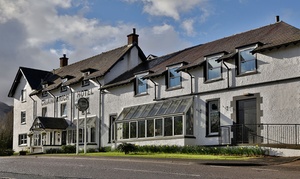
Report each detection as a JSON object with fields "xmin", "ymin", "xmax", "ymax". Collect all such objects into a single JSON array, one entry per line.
[{"xmin": 77, "ymin": 98, "xmax": 89, "ymax": 111}]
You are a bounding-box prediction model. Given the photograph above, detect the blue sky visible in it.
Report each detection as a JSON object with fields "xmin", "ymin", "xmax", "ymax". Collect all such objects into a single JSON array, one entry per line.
[{"xmin": 1, "ymin": 0, "xmax": 300, "ymax": 105}]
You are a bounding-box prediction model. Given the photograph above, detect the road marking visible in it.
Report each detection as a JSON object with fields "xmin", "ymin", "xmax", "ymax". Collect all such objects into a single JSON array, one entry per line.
[
  {"xmin": 251, "ymin": 168, "xmax": 278, "ymax": 172},
  {"xmin": 113, "ymin": 168, "xmax": 201, "ymax": 177}
]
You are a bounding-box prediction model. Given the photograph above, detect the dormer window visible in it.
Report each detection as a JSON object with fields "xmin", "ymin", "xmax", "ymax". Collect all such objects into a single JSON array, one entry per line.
[
  {"xmin": 135, "ymin": 74, "xmax": 147, "ymax": 95},
  {"xmin": 238, "ymin": 46, "xmax": 257, "ymax": 75},
  {"xmin": 166, "ymin": 65, "xmax": 181, "ymax": 89},
  {"xmin": 82, "ymin": 79, "xmax": 90, "ymax": 87},
  {"xmin": 61, "ymin": 86, "xmax": 68, "ymax": 92},
  {"xmin": 61, "ymin": 78, "xmax": 68, "ymax": 84},
  {"xmin": 42, "ymin": 91, "xmax": 48, "ymax": 97},
  {"xmin": 82, "ymin": 71, "xmax": 90, "ymax": 78},
  {"xmin": 206, "ymin": 54, "xmax": 222, "ymax": 81}
]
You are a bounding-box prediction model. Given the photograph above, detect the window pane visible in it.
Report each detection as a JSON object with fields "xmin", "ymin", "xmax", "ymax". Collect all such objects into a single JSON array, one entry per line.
[
  {"xmin": 175, "ymin": 98, "xmax": 191, "ymax": 113},
  {"xmin": 146, "ymin": 119, "xmax": 154, "ymax": 137},
  {"xmin": 118, "ymin": 108, "xmax": 131, "ymax": 121},
  {"xmin": 169, "ymin": 67, "xmax": 180, "ymax": 88},
  {"xmin": 155, "ymin": 119, "xmax": 163, "ymax": 136},
  {"xmin": 165, "ymin": 100, "xmax": 181, "ymax": 114},
  {"xmin": 130, "ymin": 122, "xmax": 137, "ymax": 138},
  {"xmin": 208, "ymin": 67, "xmax": 221, "ymax": 80},
  {"xmin": 164, "ymin": 117, "xmax": 173, "ymax": 136},
  {"xmin": 207, "ymin": 58, "xmax": 219, "ymax": 68},
  {"xmin": 174, "ymin": 116, "xmax": 183, "ymax": 135},
  {"xmin": 156, "ymin": 101, "xmax": 172, "ymax": 115},
  {"xmin": 122, "ymin": 122, "xmax": 129, "ymax": 139},
  {"xmin": 239, "ymin": 48, "xmax": 256, "ymax": 73},
  {"xmin": 137, "ymin": 77, "xmax": 147, "ymax": 94},
  {"xmin": 138, "ymin": 121, "xmax": 145, "ymax": 138},
  {"xmin": 124, "ymin": 106, "xmax": 138, "ymax": 120},
  {"xmin": 21, "ymin": 111, "xmax": 26, "ymax": 124},
  {"xmin": 208, "ymin": 100, "xmax": 220, "ymax": 135},
  {"xmin": 61, "ymin": 103, "xmax": 67, "ymax": 116},
  {"xmin": 132, "ymin": 105, "xmax": 146, "ymax": 119},
  {"xmin": 140, "ymin": 104, "xmax": 154, "ymax": 118},
  {"xmin": 147, "ymin": 103, "xmax": 163, "ymax": 117},
  {"xmin": 186, "ymin": 108, "xmax": 194, "ymax": 135}
]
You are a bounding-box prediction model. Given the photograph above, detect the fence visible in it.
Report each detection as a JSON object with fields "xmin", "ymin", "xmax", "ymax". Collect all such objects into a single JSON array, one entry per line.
[{"xmin": 220, "ymin": 124, "xmax": 300, "ymax": 146}]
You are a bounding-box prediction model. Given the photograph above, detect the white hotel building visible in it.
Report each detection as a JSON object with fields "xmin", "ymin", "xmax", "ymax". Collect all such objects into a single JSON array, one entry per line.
[{"xmin": 8, "ymin": 20, "xmax": 300, "ymax": 153}]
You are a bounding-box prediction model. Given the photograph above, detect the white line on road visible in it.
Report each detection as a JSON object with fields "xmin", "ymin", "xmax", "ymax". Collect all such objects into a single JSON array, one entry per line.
[{"xmin": 113, "ymin": 168, "xmax": 202, "ymax": 177}]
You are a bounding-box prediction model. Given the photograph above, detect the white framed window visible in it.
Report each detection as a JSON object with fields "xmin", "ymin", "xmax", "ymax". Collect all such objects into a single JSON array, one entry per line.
[
  {"xmin": 42, "ymin": 107, "xmax": 47, "ymax": 117},
  {"xmin": 60, "ymin": 103, "xmax": 67, "ymax": 117},
  {"xmin": 167, "ymin": 66, "xmax": 181, "ymax": 89},
  {"xmin": 21, "ymin": 111, "xmax": 26, "ymax": 124},
  {"xmin": 18, "ymin": 134, "xmax": 27, "ymax": 145},
  {"xmin": 135, "ymin": 75, "xmax": 147, "ymax": 95},
  {"xmin": 207, "ymin": 100, "xmax": 220, "ymax": 136},
  {"xmin": 206, "ymin": 55, "xmax": 222, "ymax": 81},
  {"xmin": 108, "ymin": 115, "xmax": 116, "ymax": 143},
  {"xmin": 238, "ymin": 46, "xmax": 257, "ymax": 74},
  {"xmin": 61, "ymin": 86, "xmax": 68, "ymax": 92},
  {"xmin": 21, "ymin": 89, "xmax": 26, "ymax": 102},
  {"xmin": 82, "ymin": 79, "xmax": 90, "ymax": 87}
]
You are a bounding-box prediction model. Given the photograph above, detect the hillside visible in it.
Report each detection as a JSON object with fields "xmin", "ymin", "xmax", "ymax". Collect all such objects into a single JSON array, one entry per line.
[{"xmin": 0, "ymin": 102, "xmax": 13, "ymax": 118}]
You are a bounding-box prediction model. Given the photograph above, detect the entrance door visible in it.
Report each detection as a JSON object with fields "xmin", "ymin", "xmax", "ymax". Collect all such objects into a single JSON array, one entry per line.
[
  {"xmin": 62, "ymin": 131, "xmax": 67, "ymax": 145},
  {"xmin": 236, "ymin": 98, "xmax": 257, "ymax": 144}
]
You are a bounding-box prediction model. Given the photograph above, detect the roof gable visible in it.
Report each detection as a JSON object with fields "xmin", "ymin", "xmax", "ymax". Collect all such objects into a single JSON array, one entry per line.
[{"xmin": 30, "ymin": 116, "xmax": 69, "ymax": 130}]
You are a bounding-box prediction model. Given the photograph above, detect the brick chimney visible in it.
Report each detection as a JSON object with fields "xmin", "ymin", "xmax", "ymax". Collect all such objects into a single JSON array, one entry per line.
[
  {"xmin": 127, "ymin": 28, "xmax": 139, "ymax": 45},
  {"xmin": 60, "ymin": 54, "xmax": 68, "ymax": 67}
]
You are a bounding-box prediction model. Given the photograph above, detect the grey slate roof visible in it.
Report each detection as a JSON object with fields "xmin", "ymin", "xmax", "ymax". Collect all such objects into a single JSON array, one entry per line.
[
  {"xmin": 8, "ymin": 67, "xmax": 52, "ymax": 97},
  {"xmin": 31, "ymin": 116, "xmax": 69, "ymax": 130}
]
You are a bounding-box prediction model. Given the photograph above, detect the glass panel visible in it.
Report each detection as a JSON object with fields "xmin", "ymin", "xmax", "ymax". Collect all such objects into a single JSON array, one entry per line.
[
  {"xmin": 169, "ymin": 67, "xmax": 180, "ymax": 87},
  {"xmin": 165, "ymin": 100, "xmax": 181, "ymax": 114},
  {"xmin": 155, "ymin": 118, "xmax": 163, "ymax": 136},
  {"xmin": 156, "ymin": 101, "xmax": 172, "ymax": 115},
  {"xmin": 147, "ymin": 103, "xmax": 163, "ymax": 117},
  {"xmin": 130, "ymin": 122, "xmax": 137, "ymax": 138},
  {"xmin": 174, "ymin": 116, "xmax": 183, "ymax": 135},
  {"xmin": 131, "ymin": 105, "xmax": 146, "ymax": 119},
  {"xmin": 117, "ymin": 108, "xmax": 131, "ymax": 121},
  {"xmin": 138, "ymin": 121, "xmax": 145, "ymax": 138},
  {"xmin": 91, "ymin": 127, "xmax": 96, "ymax": 142},
  {"xmin": 208, "ymin": 100, "xmax": 220, "ymax": 134},
  {"xmin": 124, "ymin": 106, "xmax": 138, "ymax": 120},
  {"xmin": 186, "ymin": 108, "xmax": 194, "ymax": 135},
  {"xmin": 122, "ymin": 122, "xmax": 129, "ymax": 139},
  {"xmin": 239, "ymin": 48, "xmax": 256, "ymax": 73},
  {"xmin": 207, "ymin": 57, "xmax": 219, "ymax": 68},
  {"xmin": 164, "ymin": 117, "xmax": 173, "ymax": 136},
  {"xmin": 140, "ymin": 104, "xmax": 154, "ymax": 118},
  {"xmin": 137, "ymin": 77, "xmax": 147, "ymax": 94},
  {"xmin": 208, "ymin": 67, "xmax": 221, "ymax": 80},
  {"xmin": 146, "ymin": 119, "xmax": 154, "ymax": 137},
  {"xmin": 175, "ymin": 98, "xmax": 192, "ymax": 113}
]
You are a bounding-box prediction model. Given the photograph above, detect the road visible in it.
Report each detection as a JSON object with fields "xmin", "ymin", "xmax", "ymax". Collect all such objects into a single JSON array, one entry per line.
[{"xmin": 0, "ymin": 156, "xmax": 299, "ymax": 179}]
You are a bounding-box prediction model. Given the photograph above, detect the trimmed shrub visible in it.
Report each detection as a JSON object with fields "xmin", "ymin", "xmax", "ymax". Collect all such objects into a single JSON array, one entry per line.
[
  {"xmin": 0, "ymin": 149, "xmax": 14, "ymax": 156},
  {"xmin": 62, "ymin": 145, "xmax": 76, "ymax": 153},
  {"xmin": 117, "ymin": 143, "xmax": 137, "ymax": 154}
]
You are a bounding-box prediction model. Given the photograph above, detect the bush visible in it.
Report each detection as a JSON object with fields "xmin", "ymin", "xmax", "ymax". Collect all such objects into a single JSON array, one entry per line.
[
  {"xmin": 62, "ymin": 145, "xmax": 76, "ymax": 153},
  {"xmin": 87, "ymin": 148, "xmax": 98, "ymax": 153},
  {"xmin": 0, "ymin": 149, "xmax": 14, "ymax": 156},
  {"xmin": 117, "ymin": 143, "xmax": 137, "ymax": 154},
  {"xmin": 46, "ymin": 148, "xmax": 63, "ymax": 154},
  {"xmin": 99, "ymin": 146, "xmax": 111, "ymax": 152}
]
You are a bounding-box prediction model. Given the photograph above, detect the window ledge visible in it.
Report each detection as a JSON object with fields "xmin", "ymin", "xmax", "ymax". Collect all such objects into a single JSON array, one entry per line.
[
  {"xmin": 134, "ymin": 93, "xmax": 149, "ymax": 97},
  {"xmin": 166, "ymin": 86, "xmax": 183, "ymax": 91},
  {"xmin": 204, "ymin": 78, "xmax": 223, "ymax": 84},
  {"xmin": 21, "ymin": 122, "xmax": 26, "ymax": 125},
  {"xmin": 237, "ymin": 70, "xmax": 258, "ymax": 77},
  {"xmin": 19, "ymin": 144, "xmax": 28, "ymax": 147},
  {"xmin": 206, "ymin": 134, "xmax": 220, "ymax": 138}
]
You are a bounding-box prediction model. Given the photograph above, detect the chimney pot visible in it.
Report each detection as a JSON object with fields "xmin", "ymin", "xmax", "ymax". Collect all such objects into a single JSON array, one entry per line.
[
  {"xmin": 276, "ymin": 15, "xmax": 280, "ymax": 22},
  {"xmin": 60, "ymin": 54, "xmax": 69, "ymax": 67},
  {"xmin": 127, "ymin": 28, "xmax": 139, "ymax": 45}
]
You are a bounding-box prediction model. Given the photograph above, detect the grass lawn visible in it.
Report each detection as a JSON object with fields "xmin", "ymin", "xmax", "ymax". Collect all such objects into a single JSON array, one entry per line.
[{"xmin": 48, "ymin": 152, "xmax": 251, "ymax": 160}]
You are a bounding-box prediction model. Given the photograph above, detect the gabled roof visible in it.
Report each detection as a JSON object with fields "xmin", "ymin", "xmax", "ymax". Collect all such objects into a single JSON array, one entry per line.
[
  {"xmin": 144, "ymin": 21, "xmax": 300, "ymax": 77},
  {"xmin": 8, "ymin": 67, "xmax": 52, "ymax": 97},
  {"xmin": 30, "ymin": 116, "xmax": 69, "ymax": 130}
]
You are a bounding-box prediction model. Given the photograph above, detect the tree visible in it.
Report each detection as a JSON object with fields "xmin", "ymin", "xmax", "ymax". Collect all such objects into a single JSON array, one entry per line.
[{"xmin": 0, "ymin": 109, "xmax": 13, "ymax": 150}]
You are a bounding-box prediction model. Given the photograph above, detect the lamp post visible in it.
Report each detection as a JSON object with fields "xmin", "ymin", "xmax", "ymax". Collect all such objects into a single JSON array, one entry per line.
[{"xmin": 76, "ymin": 98, "xmax": 89, "ymax": 154}]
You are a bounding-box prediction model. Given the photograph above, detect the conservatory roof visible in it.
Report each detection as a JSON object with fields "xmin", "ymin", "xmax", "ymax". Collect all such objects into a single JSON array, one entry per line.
[{"xmin": 116, "ymin": 97, "xmax": 193, "ymax": 122}]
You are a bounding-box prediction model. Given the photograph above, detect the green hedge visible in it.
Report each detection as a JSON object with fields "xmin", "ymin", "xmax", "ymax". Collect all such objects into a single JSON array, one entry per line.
[{"xmin": 117, "ymin": 144, "xmax": 265, "ymax": 156}]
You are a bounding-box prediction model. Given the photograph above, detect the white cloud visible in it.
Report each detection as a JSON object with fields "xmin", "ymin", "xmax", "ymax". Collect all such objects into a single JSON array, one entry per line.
[
  {"xmin": 140, "ymin": 0, "xmax": 206, "ymax": 21},
  {"xmin": 181, "ymin": 19, "xmax": 196, "ymax": 36}
]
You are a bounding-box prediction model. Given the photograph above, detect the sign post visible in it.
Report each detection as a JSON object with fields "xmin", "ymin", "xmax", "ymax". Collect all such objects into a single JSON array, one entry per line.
[{"xmin": 76, "ymin": 98, "xmax": 89, "ymax": 155}]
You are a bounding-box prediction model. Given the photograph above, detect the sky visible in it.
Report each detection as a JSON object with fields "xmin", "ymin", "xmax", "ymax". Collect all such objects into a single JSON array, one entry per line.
[{"xmin": 1, "ymin": 0, "xmax": 300, "ymax": 105}]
